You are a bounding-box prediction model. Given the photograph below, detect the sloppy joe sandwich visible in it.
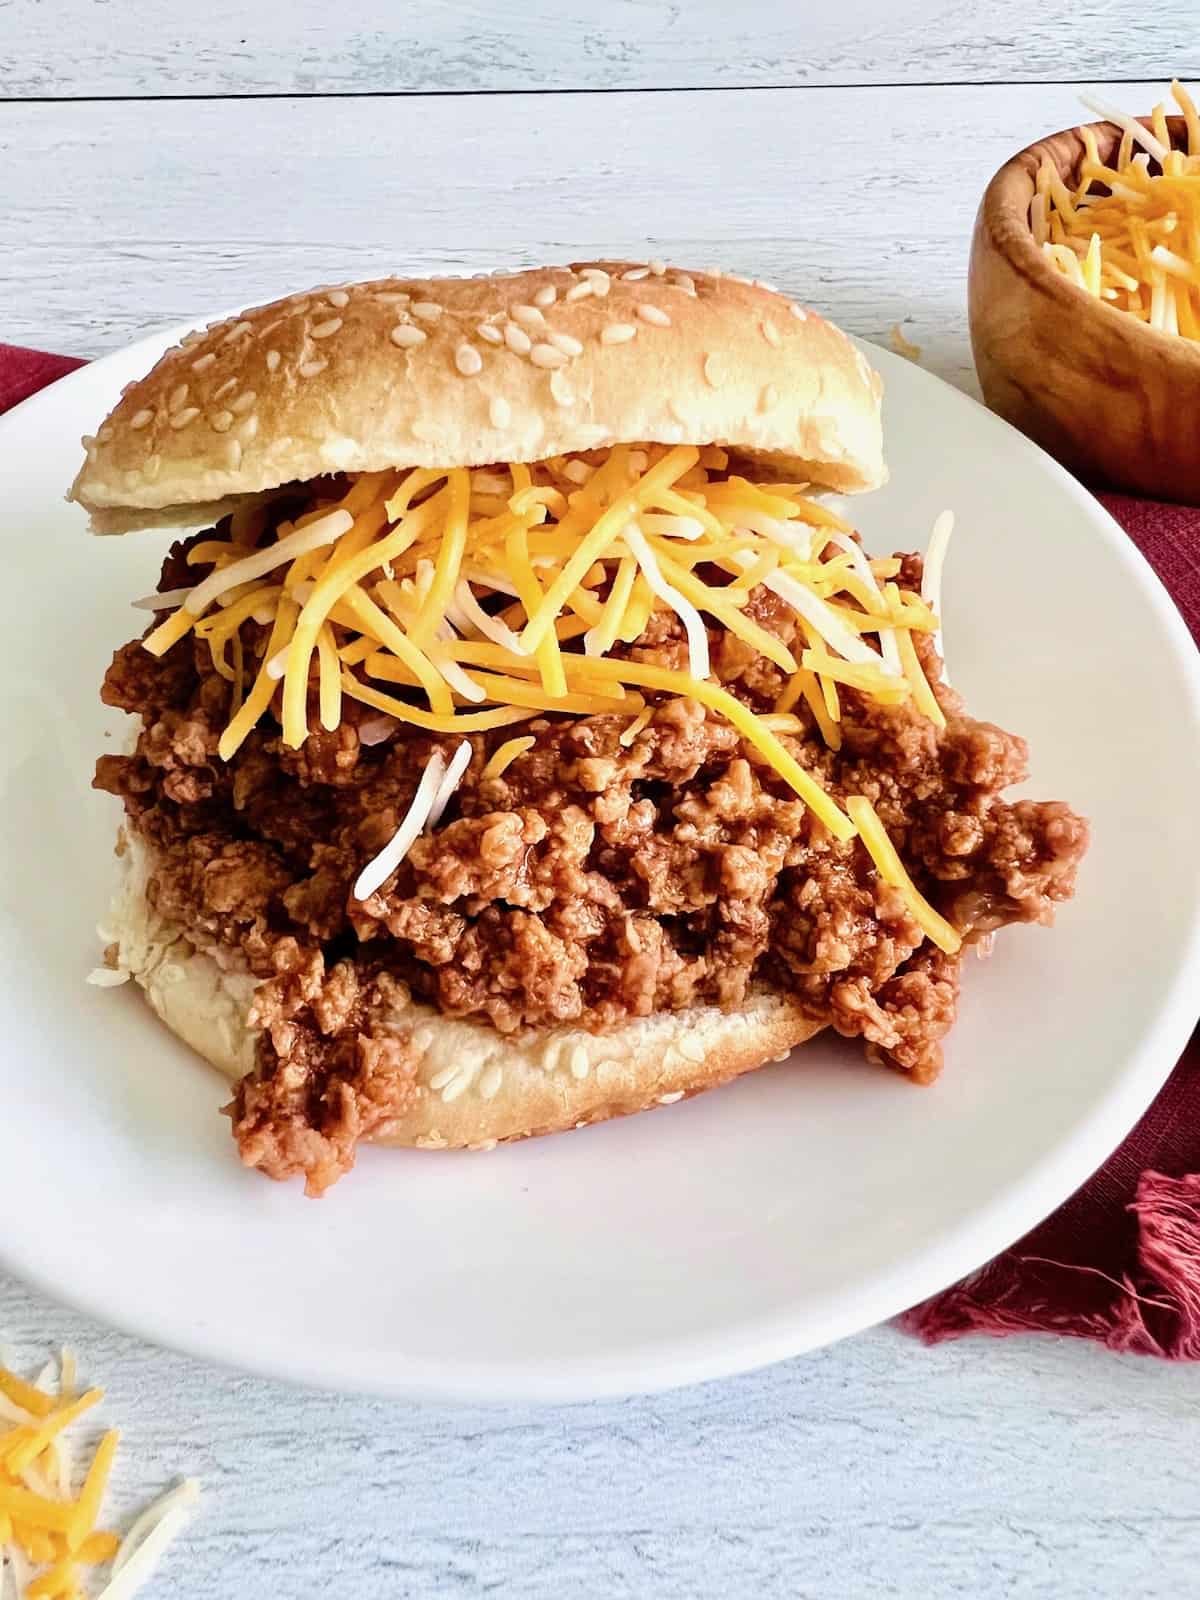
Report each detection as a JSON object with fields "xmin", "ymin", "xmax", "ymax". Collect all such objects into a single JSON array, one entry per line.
[{"xmin": 74, "ymin": 263, "xmax": 1087, "ymax": 1194}]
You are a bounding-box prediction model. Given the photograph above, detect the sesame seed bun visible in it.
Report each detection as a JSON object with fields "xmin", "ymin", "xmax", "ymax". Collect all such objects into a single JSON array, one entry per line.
[
  {"xmin": 108, "ymin": 831, "xmax": 823, "ymax": 1155},
  {"xmin": 70, "ymin": 263, "xmax": 885, "ymax": 534}
]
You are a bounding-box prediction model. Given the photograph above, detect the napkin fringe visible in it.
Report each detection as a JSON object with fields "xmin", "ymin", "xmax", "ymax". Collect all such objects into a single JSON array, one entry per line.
[{"xmin": 900, "ymin": 1170, "xmax": 1200, "ymax": 1359}]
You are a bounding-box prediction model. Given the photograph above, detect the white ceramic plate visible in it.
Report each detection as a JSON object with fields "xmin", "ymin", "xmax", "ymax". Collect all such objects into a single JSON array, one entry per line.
[{"xmin": 2, "ymin": 324, "xmax": 1199, "ymax": 1402}]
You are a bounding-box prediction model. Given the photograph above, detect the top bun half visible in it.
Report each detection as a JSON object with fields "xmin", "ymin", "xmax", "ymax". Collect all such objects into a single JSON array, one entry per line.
[{"xmin": 70, "ymin": 262, "xmax": 886, "ymax": 534}]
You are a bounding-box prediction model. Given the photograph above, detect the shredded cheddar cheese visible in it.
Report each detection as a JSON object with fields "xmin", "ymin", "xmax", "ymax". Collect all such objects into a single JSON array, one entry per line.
[
  {"xmin": 481, "ymin": 735, "xmax": 535, "ymax": 779},
  {"xmin": 1038, "ymin": 81, "xmax": 1200, "ymax": 336},
  {"xmin": 845, "ymin": 797, "xmax": 963, "ymax": 955},
  {"xmin": 137, "ymin": 443, "xmax": 964, "ymax": 949},
  {"xmin": 0, "ymin": 1349, "xmax": 199, "ymax": 1600}
]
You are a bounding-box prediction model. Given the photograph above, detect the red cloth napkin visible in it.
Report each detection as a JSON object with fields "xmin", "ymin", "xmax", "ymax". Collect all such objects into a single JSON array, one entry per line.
[{"xmin": 5, "ymin": 342, "xmax": 1199, "ymax": 1356}]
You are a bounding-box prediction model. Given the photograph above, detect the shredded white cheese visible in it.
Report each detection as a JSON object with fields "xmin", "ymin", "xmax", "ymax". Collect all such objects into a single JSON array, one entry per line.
[
  {"xmin": 99, "ymin": 1479, "xmax": 202, "ymax": 1600},
  {"xmin": 353, "ymin": 750, "xmax": 448, "ymax": 901},
  {"xmin": 426, "ymin": 740, "xmax": 474, "ymax": 830},
  {"xmin": 622, "ymin": 520, "xmax": 711, "ymax": 680},
  {"xmin": 186, "ymin": 509, "xmax": 353, "ymax": 617}
]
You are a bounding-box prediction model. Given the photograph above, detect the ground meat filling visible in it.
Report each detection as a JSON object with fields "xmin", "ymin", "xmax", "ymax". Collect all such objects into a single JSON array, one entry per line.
[{"xmin": 96, "ymin": 531, "xmax": 1088, "ymax": 1189}]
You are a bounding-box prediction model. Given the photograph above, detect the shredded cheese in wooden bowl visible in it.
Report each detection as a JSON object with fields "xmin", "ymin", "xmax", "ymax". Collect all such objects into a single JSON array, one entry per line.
[
  {"xmin": 1036, "ymin": 80, "xmax": 1200, "ymax": 336},
  {"xmin": 138, "ymin": 444, "xmax": 962, "ymax": 955}
]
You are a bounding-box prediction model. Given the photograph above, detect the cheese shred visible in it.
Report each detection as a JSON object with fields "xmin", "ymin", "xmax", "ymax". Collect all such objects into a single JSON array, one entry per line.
[{"xmin": 846, "ymin": 796, "xmax": 963, "ymax": 954}]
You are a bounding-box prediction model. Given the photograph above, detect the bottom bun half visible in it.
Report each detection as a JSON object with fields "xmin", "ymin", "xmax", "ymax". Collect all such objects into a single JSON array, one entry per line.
[{"xmin": 108, "ymin": 831, "xmax": 824, "ymax": 1150}]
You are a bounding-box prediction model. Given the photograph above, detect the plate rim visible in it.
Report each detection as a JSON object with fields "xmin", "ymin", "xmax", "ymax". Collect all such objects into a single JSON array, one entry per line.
[{"xmin": 1, "ymin": 326, "xmax": 1198, "ymax": 1402}]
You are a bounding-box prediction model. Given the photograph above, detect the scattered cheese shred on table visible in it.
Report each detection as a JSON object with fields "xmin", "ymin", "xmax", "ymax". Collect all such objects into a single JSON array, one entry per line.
[
  {"xmin": 0, "ymin": 1348, "xmax": 200, "ymax": 1600},
  {"xmin": 1037, "ymin": 80, "xmax": 1200, "ymax": 336},
  {"xmin": 889, "ymin": 323, "xmax": 923, "ymax": 361}
]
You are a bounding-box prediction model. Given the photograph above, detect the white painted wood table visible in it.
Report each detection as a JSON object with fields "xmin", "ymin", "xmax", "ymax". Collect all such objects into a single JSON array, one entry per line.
[{"xmin": 2, "ymin": 7, "xmax": 1197, "ymax": 1595}]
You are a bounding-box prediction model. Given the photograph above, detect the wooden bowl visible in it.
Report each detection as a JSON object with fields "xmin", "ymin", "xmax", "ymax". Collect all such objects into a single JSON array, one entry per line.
[{"xmin": 969, "ymin": 114, "xmax": 1200, "ymax": 501}]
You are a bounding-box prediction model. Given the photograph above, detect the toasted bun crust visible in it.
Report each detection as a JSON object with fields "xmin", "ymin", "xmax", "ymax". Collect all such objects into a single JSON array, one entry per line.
[
  {"xmin": 71, "ymin": 262, "xmax": 885, "ymax": 533},
  {"xmin": 107, "ymin": 832, "xmax": 822, "ymax": 1152}
]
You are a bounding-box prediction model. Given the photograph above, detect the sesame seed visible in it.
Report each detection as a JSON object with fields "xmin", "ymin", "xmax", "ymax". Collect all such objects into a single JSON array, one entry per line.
[
  {"xmin": 511, "ymin": 303, "xmax": 546, "ymax": 328},
  {"xmin": 755, "ymin": 279, "xmax": 780, "ymax": 292},
  {"xmin": 489, "ymin": 395, "xmax": 512, "ymax": 428},
  {"xmin": 169, "ymin": 407, "xmax": 200, "ymax": 429},
  {"xmin": 565, "ymin": 281, "xmax": 594, "ymax": 302},
  {"xmin": 327, "ymin": 288, "xmax": 350, "ymax": 308},
  {"xmin": 530, "ymin": 343, "xmax": 567, "ymax": 369},
  {"xmin": 548, "ymin": 330, "xmax": 583, "ymax": 357},
  {"xmin": 167, "ymin": 383, "xmax": 189, "ymax": 413},
  {"xmin": 455, "ymin": 343, "xmax": 483, "ymax": 376},
  {"xmin": 638, "ymin": 303, "xmax": 671, "ymax": 327},
  {"xmin": 504, "ymin": 322, "xmax": 532, "ymax": 354},
  {"xmin": 222, "ymin": 320, "xmax": 253, "ymax": 344},
  {"xmin": 704, "ymin": 354, "xmax": 726, "ymax": 387},
  {"xmin": 298, "ymin": 358, "xmax": 327, "ymax": 378},
  {"xmin": 477, "ymin": 323, "xmax": 503, "ymax": 345},
  {"xmin": 129, "ymin": 408, "xmax": 154, "ymax": 431},
  {"xmin": 672, "ymin": 273, "xmax": 697, "ymax": 296},
  {"xmin": 144, "ymin": 453, "xmax": 161, "ymax": 481},
  {"xmin": 622, "ymin": 266, "xmax": 650, "ymax": 281},
  {"xmin": 428, "ymin": 1064, "xmax": 459, "ymax": 1091},
  {"xmin": 442, "ymin": 1073, "xmax": 471, "ymax": 1104},
  {"xmin": 287, "ymin": 294, "xmax": 311, "ymax": 308},
  {"xmin": 601, "ymin": 323, "xmax": 637, "ymax": 345},
  {"xmin": 570, "ymin": 1044, "xmax": 590, "ymax": 1079},
  {"xmin": 236, "ymin": 413, "xmax": 259, "ymax": 441},
  {"xmin": 582, "ymin": 268, "xmax": 611, "ymax": 295},
  {"xmin": 390, "ymin": 324, "xmax": 426, "ymax": 348},
  {"xmin": 760, "ymin": 383, "xmax": 779, "ymax": 412},
  {"xmin": 478, "ymin": 1063, "xmax": 503, "ymax": 1100},
  {"xmin": 533, "ymin": 284, "xmax": 557, "ymax": 308},
  {"xmin": 80, "ymin": 434, "xmax": 96, "ymax": 450},
  {"xmin": 310, "ymin": 317, "xmax": 343, "ymax": 340},
  {"xmin": 412, "ymin": 301, "xmax": 443, "ymax": 322},
  {"xmin": 210, "ymin": 410, "xmax": 234, "ymax": 432},
  {"xmin": 231, "ymin": 390, "xmax": 257, "ymax": 414},
  {"xmin": 411, "ymin": 1027, "xmax": 434, "ymax": 1052},
  {"xmin": 265, "ymin": 349, "xmax": 281, "ymax": 371},
  {"xmin": 658, "ymin": 1090, "xmax": 685, "ymax": 1105},
  {"xmin": 225, "ymin": 439, "xmax": 243, "ymax": 469},
  {"xmin": 179, "ymin": 329, "xmax": 206, "ymax": 348},
  {"xmin": 550, "ymin": 369, "xmax": 574, "ymax": 406},
  {"xmin": 97, "ymin": 423, "xmax": 114, "ymax": 443},
  {"xmin": 790, "ymin": 303, "xmax": 807, "ymax": 320},
  {"xmin": 649, "ymin": 258, "xmax": 666, "ymax": 275},
  {"xmin": 191, "ymin": 352, "xmax": 217, "ymax": 372},
  {"xmin": 677, "ymin": 1035, "xmax": 706, "ymax": 1063},
  {"xmin": 761, "ymin": 321, "xmax": 781, "ymax": 347},
  {"xmin": 213, "ymin": 376, "xmax": 238, "ymax": 400},
  {"xmin": 375, "ymin": 291, "xmax": 410, "ymax": 305}
]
